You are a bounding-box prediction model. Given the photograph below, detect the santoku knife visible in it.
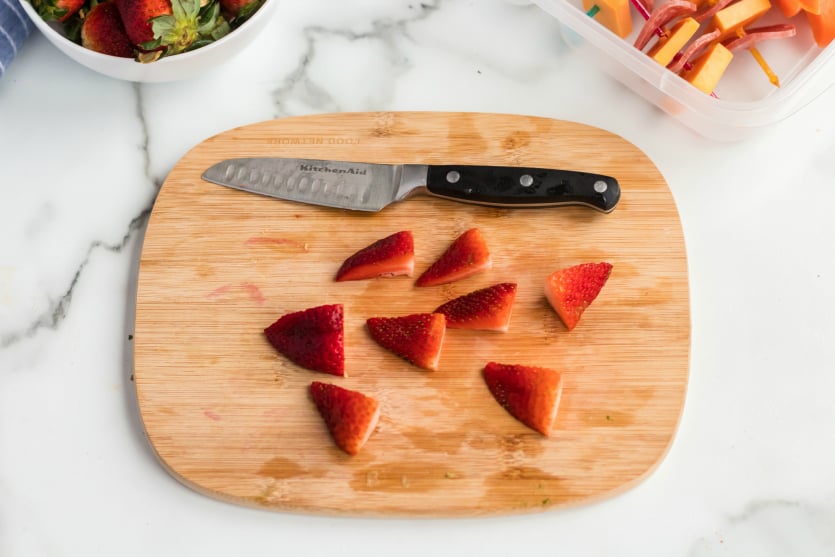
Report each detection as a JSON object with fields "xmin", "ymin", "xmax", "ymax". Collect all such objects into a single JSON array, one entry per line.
[{"xmin": 201, "ymin": 157, "xmax": 620, "ymax": 213}]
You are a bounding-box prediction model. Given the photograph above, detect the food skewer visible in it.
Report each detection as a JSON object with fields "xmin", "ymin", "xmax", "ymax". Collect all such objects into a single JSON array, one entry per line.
[
  {"xmin": 735, "ymin": 28, "xmax": 781, "ymax": 86},
  {"xmin": 587, "ymin": 0, "xmax": 788, "ymax": 94}
]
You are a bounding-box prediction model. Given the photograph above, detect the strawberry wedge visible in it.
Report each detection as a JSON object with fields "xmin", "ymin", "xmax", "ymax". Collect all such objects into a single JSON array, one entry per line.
[
  {"xmin": 416, "ymin": 228, "xmax": 491, "ymax": 287},
  {"xmin": 310, "ymin": 381, "xmax": 380, "ymax": 455},
  {"xmin": 264, "ymin": 304, "xmax": 344, "ymax": 376},
  {"xmin": 335, "ymin": 230, "xmax": 415, "ymax": 282},
  {"xmin": 544, "ymin": 262, "xmax": 613, "ymax": 331},
  {"xmin": 482, "ymin": 362, "xmax": 563, "ymax": 436},
  {"xmin": 434, "ymin": 282, "xmax": 518, "ymax": 332},
  {"xmin": 366, "ymin": 313, "xmax": 446, "ymax": 371}
]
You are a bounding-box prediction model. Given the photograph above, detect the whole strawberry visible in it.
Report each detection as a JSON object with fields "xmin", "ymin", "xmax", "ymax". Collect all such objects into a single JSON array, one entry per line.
[
  {"xmin": 115, "ymin": 0, "xmax": 172, "ymax": 47},
  {"xmin": 81, "ymin": 2, "xmax": 135, "ymax": 58},
  {"xmin": 31, "ymin": 0, "xmax": 85, "ymax": 22},
  {"xmin": 116, "ymin": 0, "xmax": 229, "ymax": 56}
]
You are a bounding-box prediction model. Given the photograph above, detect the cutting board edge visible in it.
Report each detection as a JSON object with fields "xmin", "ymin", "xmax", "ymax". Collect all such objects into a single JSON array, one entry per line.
[{"xmin": 187, "ymin": 110, "xmax": 650, "ymax": 168}]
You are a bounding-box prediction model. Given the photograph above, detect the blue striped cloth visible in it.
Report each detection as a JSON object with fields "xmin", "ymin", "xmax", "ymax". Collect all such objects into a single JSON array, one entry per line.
[{"xmin": 0, "ymin": 0, "xmax": 31, "ymax": 78}]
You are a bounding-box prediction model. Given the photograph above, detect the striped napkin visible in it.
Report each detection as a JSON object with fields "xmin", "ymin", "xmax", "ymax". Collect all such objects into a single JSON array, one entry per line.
[{"xmin": 0, "ymin": 0, "xmax": 31, "ymax": 78}]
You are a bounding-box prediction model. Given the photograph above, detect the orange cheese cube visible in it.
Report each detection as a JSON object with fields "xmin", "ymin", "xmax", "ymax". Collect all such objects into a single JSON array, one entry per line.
[
  {"xmin": 584, "ymin": 0, "xmax": 633, "ymax": 38},
  {"xmin": 806, "ymin": 0, "xmax": 835, "ymax": 46},
  {"xmin": 712, "ymin": 0, "xmax": 772, "ymax": 37},
  {"xmin": 647, "ymin": 17, "xmax": 700, "ymax": 67},
  {"xmin": 682, "ymin": 42, "xmax": 734, "ymax": 94}
]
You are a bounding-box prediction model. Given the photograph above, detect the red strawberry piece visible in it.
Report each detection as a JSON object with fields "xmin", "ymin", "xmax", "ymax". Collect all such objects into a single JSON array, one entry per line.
[
  {"xmin": 482, "ymin": 362, "xmax": 563, "ymax": 436},
  {"xmin": 309, "ymin": 381, "xmax": 380, "ymax": 456},
  {"xmin": 221, "ymin": 0, "xmax": 263, "ymax": 19},
  {"xmin": 31, "ymin": 0, "xmax": 85, "ymax": 22},
  {"xmin": 81, "ymin": 2, "xmax": 135, "ymax": 58},
  {"xmin": 335, "ymin": 230, "xmax": 415, "ymax": 282},
  {"xmin": 116, "ymin": 0, "xmax": 226, "ymax": 55},
  {"xmin": 264, "ymin": 304, "xmax": 344, "ymax": 376},
  {"xmin": 544, "ymin": 262, "xmax": 613, "ymax": 331},
  {"xmin": 416, "ymin": 228, "xmax": 491, "ymax": 287},
  {"xmin": 115, "ymin": 0, "xmax": 172, "ymax": 46},
  {"xmin": 434, "ymin": 282, "xmax": 517, "ymax": 332},
  {"xmin": 366, "ymin": 313, "xmax": 446, "ymax": 371}
]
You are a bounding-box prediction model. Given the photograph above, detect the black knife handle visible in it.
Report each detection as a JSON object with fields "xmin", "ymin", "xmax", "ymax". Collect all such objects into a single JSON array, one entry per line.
[{"xmin": 425, "ymin": 165, "xmax": 620, "ymax": 213}]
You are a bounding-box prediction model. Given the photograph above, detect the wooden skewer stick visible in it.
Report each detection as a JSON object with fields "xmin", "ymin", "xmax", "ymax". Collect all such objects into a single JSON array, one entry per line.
[{"xmin": 736, "ymin": 28, "xmax": 780, "ymax": 87}]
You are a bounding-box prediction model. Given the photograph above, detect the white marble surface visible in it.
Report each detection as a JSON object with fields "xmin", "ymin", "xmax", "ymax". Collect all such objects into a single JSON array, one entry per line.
[{"xmin": 2, "ymin": 0, "xmax": 835, "ymax": 555}]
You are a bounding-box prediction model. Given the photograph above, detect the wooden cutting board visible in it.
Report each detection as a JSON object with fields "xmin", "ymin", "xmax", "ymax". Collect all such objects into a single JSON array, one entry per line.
[{"xmin": 134, "ymin": 111, "xmax": 689, "ymax": 517}]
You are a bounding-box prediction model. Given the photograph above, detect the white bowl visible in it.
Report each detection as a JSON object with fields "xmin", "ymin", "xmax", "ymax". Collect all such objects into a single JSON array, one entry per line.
[{"xmin": 19, "ymin": 0, "xmax": 277, "ymax": 82}]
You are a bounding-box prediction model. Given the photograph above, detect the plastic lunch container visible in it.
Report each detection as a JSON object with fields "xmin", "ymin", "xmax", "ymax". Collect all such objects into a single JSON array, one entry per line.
[{"xmin": 528, "ymin": 0, "xmax": 835, "ymax": 140}]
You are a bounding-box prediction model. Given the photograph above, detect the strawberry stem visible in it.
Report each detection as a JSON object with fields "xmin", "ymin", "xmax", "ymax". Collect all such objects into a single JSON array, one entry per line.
[{"xmin": 151, "ymin": 0, "xmax": 227, "ymax": 56}]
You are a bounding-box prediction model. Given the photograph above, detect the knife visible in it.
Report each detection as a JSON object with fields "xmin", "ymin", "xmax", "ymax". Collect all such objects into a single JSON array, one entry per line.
[{"xmin": 201, "ymin": 157, "xmax": 620, "ymax": 213}]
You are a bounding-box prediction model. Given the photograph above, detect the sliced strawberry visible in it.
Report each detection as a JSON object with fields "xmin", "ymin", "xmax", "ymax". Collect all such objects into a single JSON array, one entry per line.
[
  {"xmin": 416, "ymin": 228, "xmax": 491, "ymax": 287},
  {"xmin": 544, "ymin": 262, "xmax": 613, "ymax": 331},
  {"xmin": 309, "ymin": 381, "xmax": 380, "ymax": 455},
  {"xmin": 482, "ymin": 362, "xmax": 563, "ymax": 436},
  {"xmin": 81, "ymin": 2, "xmax": 135, "ymax": 58},
  {"xmin": 335, "ymin": 230, "xmax": 415, "ymax": 282},
  {"xmin": 434, "ymin": 282, "xmax": 517, "ymax": 332},
  {"xmin": 366, "ymin": 313, "xmax": 446, "ymax": 371},
  {"xmin": 264, "ymin": 304, "xmax": 344, "ymax": 376}
]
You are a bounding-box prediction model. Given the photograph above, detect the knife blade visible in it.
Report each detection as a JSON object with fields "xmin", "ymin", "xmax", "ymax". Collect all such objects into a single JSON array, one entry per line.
[{"xmin": 201, "ymin": 157, "xmax": 620, "ymax": 213}]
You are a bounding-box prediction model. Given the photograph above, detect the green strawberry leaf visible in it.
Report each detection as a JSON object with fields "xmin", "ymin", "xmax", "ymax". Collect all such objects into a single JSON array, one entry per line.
[
  {"xmin": 139, "ymin": 38, "xmax": 163, "ymax": 51},
  {"xmin": 169, "ymin": 0, "xmax": 199, "ymax": 21},
  {"xmin": 151, "ymin": 14, "xmax": 177, "ymax": 38},
  {"xmin": 184, "ymin": 38, "xmax": 214, "ymax": 51},
  {"xmin": 62, "ymin": 11, "xmax": 84, "ymax": 43},
  {"xmin": 197, "ymin": 1, "xmax": 220, "ymax": 33},
  {"xmin": 210, "ymin": 19, "xmax": 231, "ymax": 40},
  {"xmin": 151, "ymin": 0, "xmax": 231, "ymax": 55}
]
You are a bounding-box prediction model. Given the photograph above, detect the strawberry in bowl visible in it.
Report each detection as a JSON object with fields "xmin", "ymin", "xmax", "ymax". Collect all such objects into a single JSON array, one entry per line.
[{"xmin": 20, "ymin": 0, "xmax": 276, "ymax": 81}]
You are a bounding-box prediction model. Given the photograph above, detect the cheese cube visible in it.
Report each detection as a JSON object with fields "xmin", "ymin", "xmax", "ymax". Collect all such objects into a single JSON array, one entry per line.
[
  {"xmin": 647, "ymin": 17, "xmax": 700, "ymax": 67},
  {"xmin": 713, "ymin": 0, "xmax": 772, "ymax": 37},
  {"xmin": 683, "ymin": 42, "xmax": 734, "ymax": 94},
  {"xmin": 584, "ymin": 0, "xmax": 634, "ymax": 38}
]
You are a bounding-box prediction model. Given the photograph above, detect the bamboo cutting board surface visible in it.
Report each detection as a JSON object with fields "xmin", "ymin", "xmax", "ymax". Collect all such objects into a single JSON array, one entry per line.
[{"xmin": 134, "ymin": 111, "xmax": 690, "ymax": 517}]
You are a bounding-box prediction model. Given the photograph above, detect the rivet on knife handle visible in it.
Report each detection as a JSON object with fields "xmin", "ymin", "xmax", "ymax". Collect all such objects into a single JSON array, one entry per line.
[{"xmin": 424, "ymin": 165, "xmax": 621, "ymax": 213}]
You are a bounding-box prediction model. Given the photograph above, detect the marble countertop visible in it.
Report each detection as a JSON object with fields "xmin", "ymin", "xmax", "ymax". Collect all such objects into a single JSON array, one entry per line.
[{"xmin": 2, "ymin": 0, "xmax": 834, "ymax": 555}]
